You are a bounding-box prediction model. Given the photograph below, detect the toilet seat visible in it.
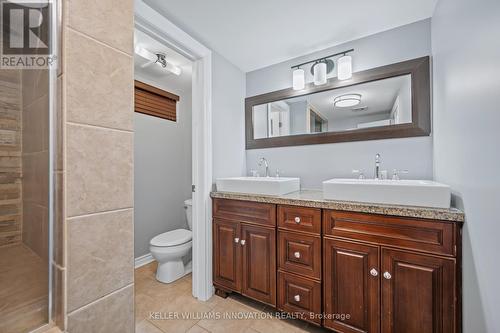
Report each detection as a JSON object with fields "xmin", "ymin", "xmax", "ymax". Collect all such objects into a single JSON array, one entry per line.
[{"xmin": 150, "ymin": 229, "xmax": 192, "ymax": 247}]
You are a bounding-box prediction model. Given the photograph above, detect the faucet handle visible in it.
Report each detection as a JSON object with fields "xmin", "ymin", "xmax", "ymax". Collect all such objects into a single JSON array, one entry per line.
[
  {"xmin": 392, "ymin": 169, "xmax": 409, "ymax": 180},
  {"xmin": 275, "ymin": 169, "xmax": 281, "ymax": 178},
  {"xmin": 352, "ymin": 169, "xmax": 365, "ymax": 179}
]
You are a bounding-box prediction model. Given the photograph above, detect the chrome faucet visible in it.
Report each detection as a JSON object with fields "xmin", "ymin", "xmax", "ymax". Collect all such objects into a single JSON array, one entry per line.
[
  {"xmin": 258, "ymin": 157, "xmax": 270, "ymax": 177},
  {"xmin": 374, "ymin": 153, "xmax": 381, "ymax": 179}
]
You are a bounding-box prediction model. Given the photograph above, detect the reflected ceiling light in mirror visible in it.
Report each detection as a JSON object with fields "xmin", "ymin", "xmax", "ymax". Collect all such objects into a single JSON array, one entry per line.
[
  {"xmin": 134, "ymin": 45, "xmax": 182, "ymax": 76},
  {"xmin": 333, "ymin": 94, "xmax": 362, "ymax": 108},
  {"xmin": 313, "ymin": 61, "xmax": 328, "ymax": 86},
  {"xmin": 337, "ymin": 55, "xmax": 352, "ymax": 80},
  {"xmin": 292, "ymin": 68, "xmax": 305, "ymax": 90}
]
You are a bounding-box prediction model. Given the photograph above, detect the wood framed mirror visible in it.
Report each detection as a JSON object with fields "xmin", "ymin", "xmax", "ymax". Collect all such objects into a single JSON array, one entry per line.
[{"xmin": 245, "ymin": 56, "xmax": 430, "ymax": 149}]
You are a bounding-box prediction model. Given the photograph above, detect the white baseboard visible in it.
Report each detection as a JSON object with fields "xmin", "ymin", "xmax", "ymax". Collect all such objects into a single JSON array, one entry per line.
[{"xmin": 135, "ymin": 253, "xmax": 155, "ymax": 268}]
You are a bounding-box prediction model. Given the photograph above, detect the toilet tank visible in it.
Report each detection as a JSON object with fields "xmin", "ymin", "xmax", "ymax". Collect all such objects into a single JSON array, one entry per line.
[{"xmin": 184, "ymin": 199, "xmax": 193, "ymax": 230}]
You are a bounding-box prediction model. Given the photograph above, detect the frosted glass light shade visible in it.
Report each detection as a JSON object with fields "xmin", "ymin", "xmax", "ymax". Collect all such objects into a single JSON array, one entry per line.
[
  {"xmin": 334, "ymin": 94, "xmax": 361, "ymax": 108},
  {"xmin": 292, "ymin": 68, "xmax": 305, "ymax": 90},
  {"xmin": 134, "ymin": 45, "xmax": 157, "ymax": 62},
  {"xmin": 313, "ymin": 62, "xmax": 327, "ymax": 85},
  {"xmin": 337, "ymin": 55, "xmax": 352, "ymax": 80}
]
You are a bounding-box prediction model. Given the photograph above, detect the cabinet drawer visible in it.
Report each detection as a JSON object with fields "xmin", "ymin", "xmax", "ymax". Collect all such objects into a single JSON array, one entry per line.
[
  {"xmin": 278, "ymin": 272, "xmax": 321, "ymax": 325},
  {"xmin": 278, "ymin": 205, "xmax": 321, "ymax": 234},
  {"xmin": 213, "ymin": 198, "xmax": 276, "ymax": 226},
  {"xmin": 278, "ymin": 231, "xmax": 321, "ymax": 280},
  {"xmin": 323, "ymin": 210, "xmax": 456, "ymax": 256}
]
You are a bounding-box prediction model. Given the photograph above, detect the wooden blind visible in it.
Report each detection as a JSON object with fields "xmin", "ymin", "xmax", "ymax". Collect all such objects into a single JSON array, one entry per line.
[{"xmin": 134, "ymin": 80, "xmax": 180, "ymax": 121}]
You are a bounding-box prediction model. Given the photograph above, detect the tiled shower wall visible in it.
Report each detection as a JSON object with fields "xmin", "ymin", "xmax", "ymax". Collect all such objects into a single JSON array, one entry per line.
[
  {"xmin": 62, "ymin": 0, "xmax": 135, "ymax": 332},
  {"xmin": 0, "ymin": 70, "xmax": 22, "ymax": 247},
  {"xmin": 21, "ymin": 70, "xmax": 49, "ymax": 261}
]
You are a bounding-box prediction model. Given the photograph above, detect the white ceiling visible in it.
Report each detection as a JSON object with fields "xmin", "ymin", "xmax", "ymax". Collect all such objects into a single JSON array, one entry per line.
[{"xmin": 144, "ymin": 0, "xmax": 437, "ymax": 72}]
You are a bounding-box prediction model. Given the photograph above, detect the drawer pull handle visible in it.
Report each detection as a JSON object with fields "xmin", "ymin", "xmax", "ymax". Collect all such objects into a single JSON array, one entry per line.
[
  {"xmin": 294, "ymin": 217, "xmax": 301, "ymax": 224},
  {"xmin": 294, "ymin": 295, "xmax": 301, "ymax": 302},
  {"xmin": 234, "ymin": 237, "xmax": 240, "ymax": 243},
  {"xmin": 294, "ymin": 251, "xmax": 301, "ymax": 258},
  {"xmin": 383, "ymin": 271, "xmax": 392, "ymax": 280},
  {"xmin": 370, "ymin": 268, "xmax": 378, "ymax": 277},
  {"xmin": 240, "ymin": 239, "xmax": 246, "ymax": 246}
]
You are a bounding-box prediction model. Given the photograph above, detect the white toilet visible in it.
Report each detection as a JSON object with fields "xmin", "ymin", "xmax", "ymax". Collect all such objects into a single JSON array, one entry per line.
[{"xmin": 150, "ymin": 199, "xmax": 193, "ymax": 283}]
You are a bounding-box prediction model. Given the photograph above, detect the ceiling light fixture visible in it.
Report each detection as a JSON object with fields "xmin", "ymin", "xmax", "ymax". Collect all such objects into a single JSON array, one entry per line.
[
  {"xmin": 134, "ymin": 45, "xmax": 182, "ymax": 76},
  {"xmin": 333, "ymin": 94, "xmax": 362, "ymax": 108},
  {"xmin": 290, "ymin": 48, "xmax": 354, "ymax": 88},
  {"xmin": 292, "ymin": 68, "xmax": 305, "ymax": 90}
]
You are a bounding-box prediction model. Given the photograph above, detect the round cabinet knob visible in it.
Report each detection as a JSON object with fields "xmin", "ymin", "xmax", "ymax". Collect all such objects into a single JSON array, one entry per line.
[
  {"xmin": 234, "ymin": 237, "xmax": 240, "ymax": 243},
  {"xmin": 240, "ymin": 239, "xmax": 246, "ymax": 246},
  {"xmin": 294, "ymin": 295, "xmax": 301, "ymax": 302},
  {"xmin": 294, "ymin": 217, "xmax": 301, "ymax": 224},
  {"xmin": 294, "ymin": 251, "xmax": 301, "ymax": 259},
  {"xmin": 370, "ymin": 268, "xmax": 378, "ymax": 277},
  {"xmin": 383, "ymin": 271, "xmax": 392, "ymax": 280}
]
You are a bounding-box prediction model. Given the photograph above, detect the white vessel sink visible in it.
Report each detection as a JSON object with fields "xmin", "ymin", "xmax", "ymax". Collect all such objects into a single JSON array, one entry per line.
[
  {"xmin": 216, "ymin": 177, "xmax": 300, "ymax": 196},
  {"xmin": 322, "ymin": 179, "xmax": 451, "ymax": 208}
]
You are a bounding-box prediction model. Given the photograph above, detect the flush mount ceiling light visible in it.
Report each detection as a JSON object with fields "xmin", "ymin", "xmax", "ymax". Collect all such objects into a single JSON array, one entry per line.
[
  {"xmin": 134, "ymin": 45, "xmax": 182, "ymax": 76},
  {"xmin": 292, "ymin": 68, "xmax": 305, "ymax": 90},
  {"xmin": 333, "ymin": 94, "xmax": 362, "ymax": 108},
  {"xmin": 290, "ymin": 49, "xmax": 354, "ymax": 89}
]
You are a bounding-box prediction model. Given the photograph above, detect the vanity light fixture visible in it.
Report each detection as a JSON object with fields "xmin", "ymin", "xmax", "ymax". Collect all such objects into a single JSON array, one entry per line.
[
  {"xmin": 333, "ymin": 93, "xmax": 362, "ymax": 108},
  {"xmin": 134, "ymin": 45, "xmax": 182, "ymax": 76},
  {"xmin": 337, "ymin": 54, "xmax": 353, "ymax": 80},
  {"xmin": 292, "ymin": 68, "xmax": 305, "ymax": 90},
  {"xmin": 290, "ymin": 48, "xmax": 354, "ymax": 89},
  {"xmin": 313, "ymin": 61, "xmax": 327, "ymax": 85}
]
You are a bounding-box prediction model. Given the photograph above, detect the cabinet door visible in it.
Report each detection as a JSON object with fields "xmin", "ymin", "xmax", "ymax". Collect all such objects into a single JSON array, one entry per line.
[
  {"xmin": 241, "ymin": 224, "xmax": 276, "ymax": 306},
  {"xmin": 213, "ymin": 219, "xmax": 241, "ymax": 292},
  {"xmin": 381, "ymin": 248, "xmax": 456, "ymax": 333},
  {"xmin": 324, "ymin": 238, "xmax": 380, "ymax": 333}
]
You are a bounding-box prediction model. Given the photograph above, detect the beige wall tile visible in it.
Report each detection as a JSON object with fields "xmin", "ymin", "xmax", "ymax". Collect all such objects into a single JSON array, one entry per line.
[
  {"xmin": 55, "ymin": 76, "xmax": 63, "ymax": 171},
  {"xmin": 21, "ymin": 69, "xmax": 49, "ymax": 107},
  {"xmin": 67, "ymin": 0, "xmax": 133, "ymax": 55},
  {"xmin": 52, "ymin": 264, "xmax": 66, "ymax": 330},
  {"xmin": 65, "ymin": 29, "xmax": 133, "ymax": 131},
  {"xmin": 66, "ymin": 124, "xmax": 133, "ymax": 216},
  {"xmin": 22, "ymin": 202, "xmax": 49, "ymax": 261},
  {"xmin": 53, "ymin": 171, "xmax": 65, "ymax": 266},
  {"xmin": 67, "ymin": 284, "xmax": 134, "ymax": 333},
  {"xmin": 22, "ymin": 152, "xmax": 49, "ymax": 207},
  {"xmin": 67, "ymin": 209, "xmax": 133, "ymax": 311},
  {"xmin": 22, "ymin": 94, "xmax": 49, "ymax": 154}
]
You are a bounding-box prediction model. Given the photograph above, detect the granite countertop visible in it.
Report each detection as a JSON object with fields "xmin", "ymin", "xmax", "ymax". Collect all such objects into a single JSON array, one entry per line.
[{"xmin": 210, "ymin": 189, "xmax": 464, "ymax": 223}]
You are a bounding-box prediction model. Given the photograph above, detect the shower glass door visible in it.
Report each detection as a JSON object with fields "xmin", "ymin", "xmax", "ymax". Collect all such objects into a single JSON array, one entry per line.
[{"xmin": 0, "ymin": 0, "xmax": 58, "ymax": 331}]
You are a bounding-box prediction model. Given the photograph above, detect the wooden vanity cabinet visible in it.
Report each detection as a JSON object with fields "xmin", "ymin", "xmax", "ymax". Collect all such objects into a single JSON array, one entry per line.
[
  {"xmin": 277, "ymin": 205, "xmax": 323, "ymax": 324},
  {"xmin": 323, "ymin": 210, "xmax": 461, "ymax": 333},
  {"xmin": 323, "ymin": 238, "xmax": 380, "ymax": 333},
  {"xmin": 213, "ymin": 219, "xmax": 241, "ymax": 292},
  {"xmin": 212, "ymin": 198, "xmax": 462, "ymax": 333},
  {"xmin": 212, "ymin": 199, "xmax": 276, "ymax": 306}
]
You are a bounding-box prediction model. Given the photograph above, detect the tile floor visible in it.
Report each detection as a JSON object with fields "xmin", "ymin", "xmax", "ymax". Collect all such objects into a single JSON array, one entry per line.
[
  {"xmin": 135, "ymin": 262, "xmax": 330, "ymax": 333},
  {"xmin": 0, "ymin": 244, "xmax": 49, "ymax": 333}
]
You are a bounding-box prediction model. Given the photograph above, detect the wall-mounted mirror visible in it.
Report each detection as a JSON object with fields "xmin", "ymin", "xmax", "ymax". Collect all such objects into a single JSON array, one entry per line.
[{"xmin": 245, "ymin": 57, "xmax": 430, "ymax": 149}]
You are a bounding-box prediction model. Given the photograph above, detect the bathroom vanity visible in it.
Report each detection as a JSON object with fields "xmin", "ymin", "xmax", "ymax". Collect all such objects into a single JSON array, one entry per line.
[{"xmin": 211, "ymin": 190, "xmax": 464, "ymax": 333}]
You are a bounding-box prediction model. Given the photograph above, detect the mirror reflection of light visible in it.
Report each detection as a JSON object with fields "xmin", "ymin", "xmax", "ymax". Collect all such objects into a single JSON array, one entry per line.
[{"xmin": 333, "ymin": 93, "xmax": 361, "ymax": 108}]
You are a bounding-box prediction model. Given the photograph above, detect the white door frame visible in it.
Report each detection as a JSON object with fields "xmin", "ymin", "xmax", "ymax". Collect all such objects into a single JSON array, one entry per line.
[{"xmin": 135, "ymin": 0, "xmax": 214, "ymax": 301}]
